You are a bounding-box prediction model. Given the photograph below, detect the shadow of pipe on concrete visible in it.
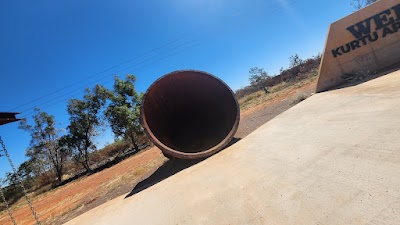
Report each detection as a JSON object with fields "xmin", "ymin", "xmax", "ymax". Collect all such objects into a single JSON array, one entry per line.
[{"xmin": 124, "ymin": 137, "xmax": 241, "ymax": 199}]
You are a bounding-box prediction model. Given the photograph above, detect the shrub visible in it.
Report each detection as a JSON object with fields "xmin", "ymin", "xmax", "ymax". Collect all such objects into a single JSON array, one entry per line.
[{"xmin": 293, "ymin": 93, "xmax": 308, "ymax": 104}]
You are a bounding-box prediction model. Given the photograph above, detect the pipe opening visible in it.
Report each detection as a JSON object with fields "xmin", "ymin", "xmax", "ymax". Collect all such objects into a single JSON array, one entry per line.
[{"xmin": 141, "ymin": 70, "xmax": 239, "ymax": 158}]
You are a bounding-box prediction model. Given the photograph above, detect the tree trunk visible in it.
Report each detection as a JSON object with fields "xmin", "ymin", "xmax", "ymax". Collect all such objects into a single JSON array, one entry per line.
[
  {"xmin": 55, "ymin": 166, "xmax": 63, "ymax": 182},
  {"xmin": 83, "ymin": 135, "xmax": 91, "ymax": 172},
  {"xmin": 261, "ymin": 85, "xmax": 269, "ymax": 94},
  {"xmin": 130, "ymin": 131, "xmax": 139, "ymax": 152},
  {"xmin": 78, "ymin": 148, "xmax": 91, "ymax": 173},
  {"xmin": 83, "ymin": 150, "xmax": 91, "ymax": 172}
]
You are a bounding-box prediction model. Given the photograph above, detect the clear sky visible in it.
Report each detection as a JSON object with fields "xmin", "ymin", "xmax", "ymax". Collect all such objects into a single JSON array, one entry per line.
[{"xmin": 0, "ymin": 0, "xmax": 355, "ymax": 178}]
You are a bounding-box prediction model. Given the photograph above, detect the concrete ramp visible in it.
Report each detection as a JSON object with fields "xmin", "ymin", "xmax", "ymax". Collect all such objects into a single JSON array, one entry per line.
[{"xmin": 66, "ymin": 70, "xmax": 400, "ymax": 225}]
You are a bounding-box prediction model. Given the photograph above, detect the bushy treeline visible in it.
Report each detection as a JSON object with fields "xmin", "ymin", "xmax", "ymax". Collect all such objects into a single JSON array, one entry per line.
[
  {"xmin": 236, "ymin": 54, "xmax": 321, "ymax": 99},
  {"xmin": 1, "ymin": 55, "xmax": 322, "ymax": 209},
  {"xmin": 1, "ymin": 75, "xmax": 150, "ymax": 209}
]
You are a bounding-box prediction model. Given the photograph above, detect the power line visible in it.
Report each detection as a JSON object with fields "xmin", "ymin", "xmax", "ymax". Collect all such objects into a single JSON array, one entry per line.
[
  {"xmin": 20, "ymin": 39, "xmax": 198, "ymax": 116},
  {"xmin": 8, "ymin": 36, "xmax": 187, "ymax": 112},
  {"xmin": 14, "ymin": 0, "xmax": 299, "ymax": 117},
  {"xmin": 22, "ymin": 40, "xmax": 202, "ymax": 117},
  {"xmin": 272, "ymin": 0, "xmax": 298, "ymax": 12}
]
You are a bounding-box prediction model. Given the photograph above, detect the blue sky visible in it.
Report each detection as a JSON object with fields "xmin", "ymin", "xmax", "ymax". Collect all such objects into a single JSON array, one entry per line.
[{"xmin": 0, "ymin": 0, "xmax": 354, "ymax": 178}]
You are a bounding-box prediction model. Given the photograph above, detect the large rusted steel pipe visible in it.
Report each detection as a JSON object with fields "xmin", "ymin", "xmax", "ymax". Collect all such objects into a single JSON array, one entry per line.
[{"xmin": 140, "ymin": 70, "xmax": 240, "ymax": 159}]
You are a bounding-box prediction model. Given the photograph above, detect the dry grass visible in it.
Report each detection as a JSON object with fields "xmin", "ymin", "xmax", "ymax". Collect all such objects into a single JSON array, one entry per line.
[
  {"xmin": 238, "ymin": 73, "xmax": 318, "ymax": 111},
  {"xmin": 0, "ymin": 147, "xmax": 166, "ymax": 225},
  {"xmin": 101, "ymin": 156, "xmax": 167, "ymax": 197},
  {"xmin": 292, "ymin": 93, "xmax": 309, "ymax": 104},
  {"xmin": 1, "ymin": 69, "xmax": 319, "ymax": 224}
]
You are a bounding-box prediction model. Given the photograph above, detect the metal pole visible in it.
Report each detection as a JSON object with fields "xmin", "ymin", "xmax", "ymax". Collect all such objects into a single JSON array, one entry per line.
[
  {"xmin": 0, "ymin": 180, "xmax": 17, "ymax": 225},
  {"xmin": 0, "ymin": 135, "xmax": 41, "ymax": 225}
]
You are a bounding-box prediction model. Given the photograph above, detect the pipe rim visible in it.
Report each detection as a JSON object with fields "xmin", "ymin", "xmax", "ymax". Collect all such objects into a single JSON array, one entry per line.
[{"xmin": 140, "ymin": 69, "xmax": 240, "ymax": 159}]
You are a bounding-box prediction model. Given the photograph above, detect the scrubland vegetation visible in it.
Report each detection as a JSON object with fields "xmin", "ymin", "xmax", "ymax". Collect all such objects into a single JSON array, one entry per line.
[{"xmin": 1, "ymin": 53, "xmax": 321, "ymax": 213}]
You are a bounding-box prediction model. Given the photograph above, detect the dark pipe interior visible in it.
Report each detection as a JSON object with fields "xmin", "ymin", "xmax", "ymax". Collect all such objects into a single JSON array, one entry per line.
[{"xmin": 142, "ymin": 71, "xmax": 238, "ymax": 154}]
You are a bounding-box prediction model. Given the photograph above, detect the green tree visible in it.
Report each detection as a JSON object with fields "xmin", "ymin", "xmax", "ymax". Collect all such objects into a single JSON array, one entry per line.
[
  {"xmin": 288, "ymin": 54, "xmax": 305, "ymax": 78},
  {"xmin": 67, "ymin": 85, "xmax": 109, "ymax": 172},
  {"xmin": 105, "ymin": 75, "xmax": 143, "ymax": 152},
  {"xmin": 16, "ymin": 160, "xmax": 35, "ymax": 187},
  {"xmin": 249, "ymin": 67, "xmax": 271, "ymax": 94},
  {"xmin": 3, "ymin": 160, "xmax": 35, "ymax": 193},
  {"xmin": 19, "ymin": 108, "xmax": 69, "ymax": 182},
  {"xmin": 2, "ymin": 173, "xmax": 23, "ymax": 204},
  {"xmin": 351, "ymin": 0, "xmax": 378, "ymax": 10},
  {"xmin": 289, "ymin": 54, "xmax": 303, "ymax": 68}
]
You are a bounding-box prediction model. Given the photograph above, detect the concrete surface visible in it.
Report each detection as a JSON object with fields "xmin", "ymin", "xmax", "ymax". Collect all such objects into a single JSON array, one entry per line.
[
  {"xmin": 66, "ymin": 70, "xmax": 400, "ymax": 225},
  {"xmin": 317, "ymin": 0, "xmax": 400, "ymax": 92}
]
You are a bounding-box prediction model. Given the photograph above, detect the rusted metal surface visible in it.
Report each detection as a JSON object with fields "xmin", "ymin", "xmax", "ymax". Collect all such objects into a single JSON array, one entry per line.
[
  {"xmin": 0, "ymin": 112, "xmax": 20, "ymax": 126},
  {"xmin": 140, "ymin": 70, "xmax": 240, "ymax": 159}
]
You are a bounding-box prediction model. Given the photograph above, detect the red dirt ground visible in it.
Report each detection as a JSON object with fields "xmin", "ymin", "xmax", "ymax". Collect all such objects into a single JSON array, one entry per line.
[
  {"xmin": 0, "ymin": 79, "xmax": 317, "ymax": 225},
  {"xmin": 0, "ymin": 148, "xmax": 166, "ymax": 225},
  {"xmin": 236, "ymin": 79, "xmax": 317, "ymax": 138}
]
